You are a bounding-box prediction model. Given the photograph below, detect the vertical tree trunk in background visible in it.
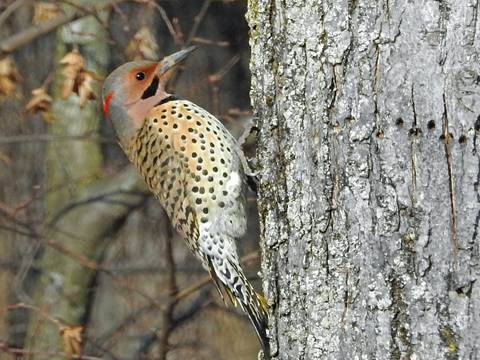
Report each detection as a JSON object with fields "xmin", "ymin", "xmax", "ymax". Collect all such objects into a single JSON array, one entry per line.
[
  {"xmin": 0, "ymin": 4, "xmax": 54, "ymax": 345},
  {"xmin": 24, "ymin": 1, "xmax": 113, "ymax": 356},
  {"xmin": 248, "ymin": 1, "xmax": 480, "ymax": 359}
]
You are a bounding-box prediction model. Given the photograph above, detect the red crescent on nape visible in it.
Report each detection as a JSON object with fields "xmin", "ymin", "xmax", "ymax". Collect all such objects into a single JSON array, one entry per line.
[{"xmin": 102, "ymin": 91, "xmax": 114, "ymax": 116}]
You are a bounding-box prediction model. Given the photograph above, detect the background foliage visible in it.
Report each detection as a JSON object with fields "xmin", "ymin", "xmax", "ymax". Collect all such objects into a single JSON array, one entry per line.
[{"xmin": 0, "ymin": 1, "xmax": 260, "ymax": 359}]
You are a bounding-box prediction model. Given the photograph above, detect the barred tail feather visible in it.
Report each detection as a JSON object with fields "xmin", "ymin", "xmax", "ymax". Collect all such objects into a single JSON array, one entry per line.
[
  {"xmin": 244, "ymin": 290, "xmax": 270, "ymax": 357},
  {"xmin": 208, "ymin": 256, "xmax": 270, "ymax": 356}
]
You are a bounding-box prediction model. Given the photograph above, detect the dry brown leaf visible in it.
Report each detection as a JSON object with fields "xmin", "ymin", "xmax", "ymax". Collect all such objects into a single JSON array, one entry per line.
[
  {"xmin": 60, "ymin": 325, "xmax": 83, "ymax": 359},
  {"xmin": 0, "ymin": 57, "xmax": 21, "ymax": 98},
  {"xmin": 60, "ymin": 49, "xmax": 85, "ymax": 99},
  {"xmin": 0, "ymin": 151, "xmax": 11, "ymax": 166},
  {"xmin": 125, "ymin": 26, "xmax": 159, "ymax": 60},
  {"xmin": 33, "ymin": 2, "xmax": 61, "ymax": 25},
  {"xmin": 81, "ymin": 69, "xmax": 103, "ymax": 82},
  {"xmin": 26, "ymin": 87, "xmax": 52, "ymax": 112},
  {"xmin": 59, "ymin": 49, "xmax": 101, "ymax": 106},
  {"xmin": 76, "ymin": 71, "xmax": 97, "ymax": 107},
  {"xmin": 25, "ymin": 87, "xmax": 53, "ymax": 122},
  {"xmin": 0, "ymin": 77, "xmax": 16, "ymax": 97},
  {"xmin": 59, "ymin": 49, "xmax": 85, "ymax": 69}
]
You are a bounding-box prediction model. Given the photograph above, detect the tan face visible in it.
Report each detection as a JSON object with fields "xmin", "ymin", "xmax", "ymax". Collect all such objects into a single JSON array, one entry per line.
[
  {"xmin": 122, "ymin": 63, "xmax": 162, "ymax": 105},
  {"xmin": 103, "ymin": 61, "xmax": 171, "ymax": 133},
  {"xmin": 103, "ymin": 46, "xmax": 198, "ymax": 118}
]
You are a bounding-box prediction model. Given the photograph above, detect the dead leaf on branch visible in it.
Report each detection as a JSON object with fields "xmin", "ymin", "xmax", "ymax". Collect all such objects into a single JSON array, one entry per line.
[
  {"xmin": 0, "ymin": 57, "xmax": 21, "ymax": 98},
  {"xmin": 59, "ymin": 49, "xmax": 101, "ymax": 107},
  {"xmin": 60, "ymin": 48, "xmax": 85, "ymax": 99},
  {"xmin": 33, "ymin": 2, "xmax": 61, "ymax": 25},
  {"xmin": 0, "ymin": 151, "xmax": 11, "ymax": 166},
  {"xmin": 26, "ymin": 87, "xmax": 53, "ymax": 122},
  {"xmin": 60, "ymin": 325, "xmax": 83, "ymax": 359},
  {"xmin": 125, "ymin": 26, "xmax": 159, "ymax": 60},
  {"xmin": 59, "ymin": 49, "xmax": 85, "ymax": 70},
  {"xmin": 76, "ymin": 71, "xmax": 98, "ymax": 106}
]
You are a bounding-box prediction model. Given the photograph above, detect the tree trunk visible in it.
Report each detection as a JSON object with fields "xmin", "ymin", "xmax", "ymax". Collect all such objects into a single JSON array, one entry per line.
[
  {"xmin": 0, "ymin": 3, "xmax": 54, "ymax": 345},
  {"xmin": 247, "ymin": 1, "xmax": 480, "ymax": 359},
  {"xmin": 23, "ymin": 1, "xmax": 143, "ymax": 356}
]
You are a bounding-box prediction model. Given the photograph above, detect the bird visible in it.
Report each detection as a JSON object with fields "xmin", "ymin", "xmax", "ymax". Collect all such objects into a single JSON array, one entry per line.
[{"xmin": 102, "ymin": 46, "xmax": 269, "ymax": 353}]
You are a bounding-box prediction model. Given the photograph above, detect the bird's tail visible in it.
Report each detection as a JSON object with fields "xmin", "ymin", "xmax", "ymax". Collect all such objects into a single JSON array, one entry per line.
[{"xmin": 208, "ymin": 256, "xmax": 270, "ymax": 356}]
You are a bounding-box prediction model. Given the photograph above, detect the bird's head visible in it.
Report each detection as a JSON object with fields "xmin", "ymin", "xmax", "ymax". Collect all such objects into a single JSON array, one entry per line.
[{"xmin": 102, "ymin": 46, "xmax": 197, "ymax": 147}]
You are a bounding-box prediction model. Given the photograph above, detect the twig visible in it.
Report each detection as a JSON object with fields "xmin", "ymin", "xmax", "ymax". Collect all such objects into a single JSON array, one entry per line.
[
  {"xmin": 147, "ymin": 0, "xmax": 181, "ymax": 44},
  {"xmin": 48, "ymin": 189, "xmax": 147, "ymax": 226},
  {"xmin": 188, "ymin": 54, "xmax": 241, "ymax": 97},
  {"xmin": 111, "ymin": 0, "xmax": 130, "ymax": 31},
  {"xmin": 0, "ymin": 186, "xmax": 42, "ymax": 219},
  {"xmin": 94, "ymin": 303, "xmax": 157, "ymax": 348},
  {"xmin": 172, "ymin": 290, "xmax": 212, "ymax": 326},
  {"xmin": 173, "ymin": 250, "xmax": 259, "ymax": 303},
  {"xmin": 0, "ymin": 205, "xmax": 37, "ymax": 233},
  {"xmin": 186, "ymin": 0, "xmax": 212, "ymax": 45},
  {"xmin": 57, "ymin": 0, "xmax": 107, "ymax": 29},
  {"xmin": 0, "ymin": 0, "xmax": 127, "ymax": 55},
  {"xmin": 167, "ymin": 0, "xmax": 212, "ymax": 86},
  {"xmin": 0, "ymin": 133, "xmax": 113, "ymax": 145},
  {"xmin": 192, "ymin": 36, "xmax": 230, "ymax": 47},
  {"xmin": 0, "ymin": 341, "xmax": 102, "ymax": 360},
  {"xmin": 0, "ymin": 303, "xmax": 63, "ymax": 327},
  {"xmin": 208, "ymin": 54, "xmax": 240, "ymax": 83},
  {"xmin": 0, "ymin": 0, "xmax": 25, "ymax": 28},
  {"xmin": 1, "ymin": 13, "xmax": 78, "ymax": 55}
]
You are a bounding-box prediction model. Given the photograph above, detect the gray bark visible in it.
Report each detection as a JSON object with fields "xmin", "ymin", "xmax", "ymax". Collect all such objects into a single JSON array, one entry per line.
[{"xmin": 247, "ymin": 1, "xmax": 480, "ymax": 359}]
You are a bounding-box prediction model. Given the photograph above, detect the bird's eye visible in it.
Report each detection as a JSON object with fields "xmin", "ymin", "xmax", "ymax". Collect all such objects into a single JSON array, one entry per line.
[{"xmin": 135, "ymin": 72, "xmax": 145, "ymax": 81}]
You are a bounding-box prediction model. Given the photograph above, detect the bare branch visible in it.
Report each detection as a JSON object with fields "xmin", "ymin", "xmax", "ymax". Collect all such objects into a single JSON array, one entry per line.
[
  {"xmin": 0, "ymin": 133, "xmax": 113, "ymax": 145},
  {"xmin": 0, "ymin": 0, "xmax": 127, "ymax": 55},
  {"xmin": 0, "ymin": 341, "xmax": 103, "ymax": 360},
  {"xmin": 186, "ymin": 0, "xmax": 212, "ymax": 45}
]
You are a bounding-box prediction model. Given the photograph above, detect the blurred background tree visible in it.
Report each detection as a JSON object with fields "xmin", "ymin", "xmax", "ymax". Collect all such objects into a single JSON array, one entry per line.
[{"xmin": 0, "ymin": 1, "xmax": 260, "ymax": 359}]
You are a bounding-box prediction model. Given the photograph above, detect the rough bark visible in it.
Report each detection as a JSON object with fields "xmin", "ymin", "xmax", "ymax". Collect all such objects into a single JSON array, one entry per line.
[{"xmin": 247, "ymin": 0, "xmax": 480, "ymax": 359}]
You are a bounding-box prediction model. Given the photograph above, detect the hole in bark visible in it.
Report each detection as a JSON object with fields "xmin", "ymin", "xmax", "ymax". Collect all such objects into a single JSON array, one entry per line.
[
  {"xmin": 455, "ymin": 281, "xmax": 474, "ymax": 296},
  {"xmin": 439, "ymin": 133, "xmax": 454, "ymax": 142},
  {"xmin": 408, "ymin": 128, "xmax": 422, "ymax": 136},
  {"xmin": 459, "ymin": 135, "xmax": 467, "ymax": 145},
  {"xmin": 427, "ymin": 120, "xmax": 436, "ymax": 129},
  {"xmin": 266, "ymin": 96, "xmax": 274, "ymax": 107},
  {"xmin": 345, "ymin": 115, "xmax": 355, "ymax": 124},
  {"xmin": 376, "ymin": 129, "xmax": 384, "ymax": 138},
  {"xmin": 395, "ymin": 117, "xmax": 404, "ymax": 126}
]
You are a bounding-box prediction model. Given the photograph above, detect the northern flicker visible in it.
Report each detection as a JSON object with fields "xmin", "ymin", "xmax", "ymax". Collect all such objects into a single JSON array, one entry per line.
[{"xmin": 102, "ymin": 47, "xmax": 269, "ymax": 352}]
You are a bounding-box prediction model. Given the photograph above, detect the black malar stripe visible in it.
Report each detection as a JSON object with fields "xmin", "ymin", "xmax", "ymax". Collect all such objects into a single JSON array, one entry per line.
[{"xmin": 141, "ymin": 76, "xmax": 160, "ymax": 99}]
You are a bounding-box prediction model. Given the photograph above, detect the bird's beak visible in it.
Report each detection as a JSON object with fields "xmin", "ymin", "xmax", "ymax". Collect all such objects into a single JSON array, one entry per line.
[{"xmin": 157, "ymin": 46, "xmax": 198, "ymax": 75}]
